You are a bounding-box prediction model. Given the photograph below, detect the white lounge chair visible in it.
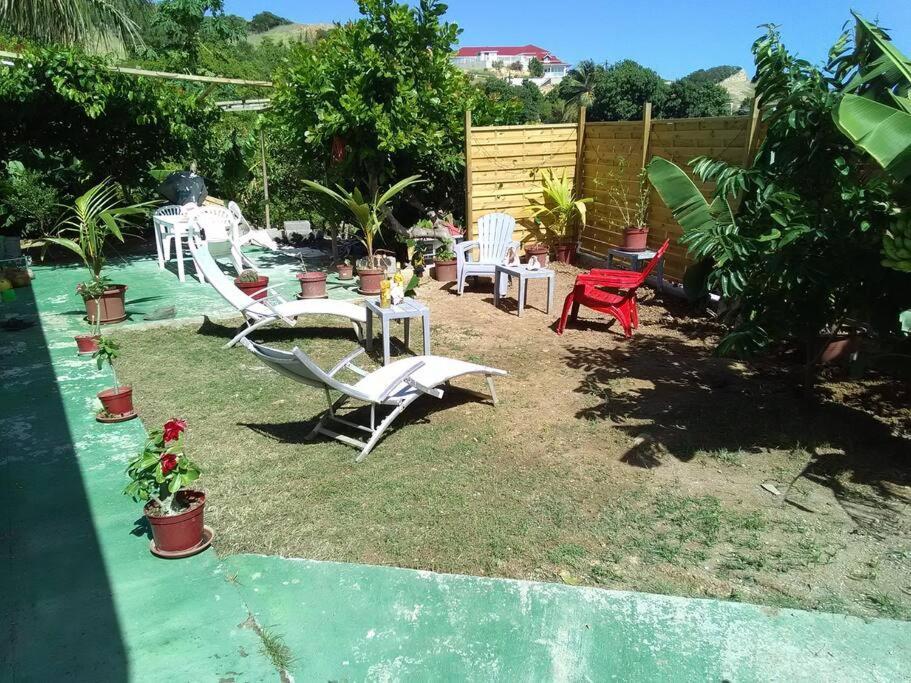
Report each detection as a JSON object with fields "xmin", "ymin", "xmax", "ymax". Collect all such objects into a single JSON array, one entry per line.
[
  {"xmin": 455, "ymin": 212, "xmax": 519, "ymax": 296},
  {"xmin": 227, "ymin": 201, "xmax": 282, "ymax": 251},
  {"xmin": 240, "ymin": 338, "xmax": 506, "ymax": 461},
  {"xmin": 188, "ymin": 240, "xmax": 367, "ymax": 348}
]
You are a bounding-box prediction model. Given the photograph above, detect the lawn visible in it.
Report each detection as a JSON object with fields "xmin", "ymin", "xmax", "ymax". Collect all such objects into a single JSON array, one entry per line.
[{"xmin": 114, "ymin": 266, "xmax": 911, "ymax": 621}]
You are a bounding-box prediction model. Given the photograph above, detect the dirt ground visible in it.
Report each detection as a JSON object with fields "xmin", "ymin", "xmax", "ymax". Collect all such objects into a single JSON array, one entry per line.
[{"xmin": 117, "ymin": 262, "xmax": 911, "ymax": 620}]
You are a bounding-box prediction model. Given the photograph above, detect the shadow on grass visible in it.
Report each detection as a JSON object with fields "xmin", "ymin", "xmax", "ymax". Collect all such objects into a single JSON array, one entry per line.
[
  {"xmin": 565, "ymin": 335, "xmax": 911, "ymax": 538},
  {"xmin": 0, "ymin": 287, "xmax": 127, "ymax": 678}
]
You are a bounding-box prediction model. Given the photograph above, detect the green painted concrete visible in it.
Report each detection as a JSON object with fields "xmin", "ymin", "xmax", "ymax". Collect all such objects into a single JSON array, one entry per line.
[{"xmin": 2, "ymin": 254, "xmax": 910, "ymax": 682}]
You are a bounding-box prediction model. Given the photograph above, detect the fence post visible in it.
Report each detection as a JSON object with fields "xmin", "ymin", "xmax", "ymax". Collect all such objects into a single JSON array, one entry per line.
[
  {"xmin": 573, "ymin": 106, "xmax": 587, "ymax": 248},
  {"xmin": 640, "ymin": 101, "xmax": 653, "ymax": 170},
  {"xmin": 464, "ymin": 109, "xmax": 473, "ymax": 240},
  {"xmin": 742, "ymin": 96, "xmax": 761, "ymax": 168}
]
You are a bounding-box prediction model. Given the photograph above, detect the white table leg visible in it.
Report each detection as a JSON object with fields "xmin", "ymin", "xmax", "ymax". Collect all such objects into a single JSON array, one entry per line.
[
  {"xmin": 175, "ymin": 234, "xmax": 186, "ymax": 282},
  {"xmin": 381, "ymin": 317, "xmax": 391, "ymax": 366},
  {"xmin": 517, "ymin": 276, "xmax": 526, "ymax": 317},
  {"xmin": 422, "ymin": 312, "xmax": 431, "ymax": 356}
]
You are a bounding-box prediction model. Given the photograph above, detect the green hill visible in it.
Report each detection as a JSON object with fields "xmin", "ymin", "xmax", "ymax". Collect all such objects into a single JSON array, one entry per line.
[{"xmin": 246, "ymin": 23, "xmax": 334, "ymax": 46}]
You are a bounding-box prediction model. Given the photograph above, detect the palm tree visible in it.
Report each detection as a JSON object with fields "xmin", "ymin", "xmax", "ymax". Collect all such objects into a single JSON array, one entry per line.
[
  {"xmin": 561, "ymin": 59, "xmax": 601, "ymax": 121},
  {"xmin": 0, "ymin": 0, "xmax": 148, "ymax": 49}
]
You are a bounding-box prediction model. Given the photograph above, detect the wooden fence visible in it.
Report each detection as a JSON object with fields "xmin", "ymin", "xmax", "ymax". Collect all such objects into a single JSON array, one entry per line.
[{"xmin": 465, "ymin": 103, "xmax": 762, "ymax": 280}]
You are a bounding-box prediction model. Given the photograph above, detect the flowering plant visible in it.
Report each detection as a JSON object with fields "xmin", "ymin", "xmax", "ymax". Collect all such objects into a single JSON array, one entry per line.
[{"xmin": 124, "ymin": 419, "xmax": 201, "ymax": 516}]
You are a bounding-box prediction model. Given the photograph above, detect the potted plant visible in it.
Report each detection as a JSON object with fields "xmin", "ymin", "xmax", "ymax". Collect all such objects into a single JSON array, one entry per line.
[
  {"xmin": 527, "ymin": 169, "xmax": 592, "ymax": 264},
  {"xmin": 74, "ymin": 276, "xmax": 107, "ymax": 354},
  {"xmin": 604, "ymin": 158, "xmax": 651, "ymax": 252},
  {"xmin": 234, "ymin": 268, "xmax": 269, "ymax": 300},
  {"xmin": 303, "ymin": 175, "xmax": 424, "ymax": 295},
  {"xmin": 124, "ymin": 418, "xmax": 208, "ymax": 556},
  {"xmin": 93, "ymin": 336, "xmax": 137, "ymax": 423},
  {"xmin": 297, "ymin": 267, "xmax": 327, "ymax": 299},
  {"xmin": 44, "ymin": 179, "xmax": 153, "ymax": 324},
  {"xmin": 336, "ymin": 258, "xmax": 354, "ymax": 280},
  {"xmin": 432, "ymin": 238, "xmax": 458, "ymax": 282}
]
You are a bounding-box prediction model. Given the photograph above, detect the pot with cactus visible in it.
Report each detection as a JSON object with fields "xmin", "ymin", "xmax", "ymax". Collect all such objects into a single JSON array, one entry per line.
[
  {"xmin": 303, "ymin": 175, "xmax": 424, "ymax": 295},
  {"xmin": 93, "ymin": 336, "xmax": 136, "ymax": 423},
  {"xmin": 124, "ymin": 418, "xmax": 210, "ymax": 557},
  {"xmin": 44, "ymin": 179, "xmax": 153, "ymax": 324},
  {"xmin": 234, "ymin": 268, "xmax": 269, "ymax": 300},
  {"xmin": 526, "ymin": 169, "xmax": 592, "ymax": 264}
]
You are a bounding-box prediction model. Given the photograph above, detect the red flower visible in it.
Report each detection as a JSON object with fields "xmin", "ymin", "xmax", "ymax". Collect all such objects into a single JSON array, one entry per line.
[
  {"xmin": 160, "ymin": 452, "xmax": 178, "ymax": 475},
  {"xmin": 162, "ymin": 418, "xmax": 187, "ymax": 443}
]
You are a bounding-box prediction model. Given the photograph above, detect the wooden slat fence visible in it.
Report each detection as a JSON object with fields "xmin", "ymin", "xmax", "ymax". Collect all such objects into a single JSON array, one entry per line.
[{"xmin": 465, "ymin": 103, "xmax": 762, "ymax": 280}]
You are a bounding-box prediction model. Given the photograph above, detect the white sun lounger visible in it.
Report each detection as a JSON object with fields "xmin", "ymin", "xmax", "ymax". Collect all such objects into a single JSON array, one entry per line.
[
  {"xmin": 188, "ymin": 240, "xmax": 367, "ymax": 348},
  {"xmin": 240, "ymin": 338, "xmax": 506, "ymax": 461}
]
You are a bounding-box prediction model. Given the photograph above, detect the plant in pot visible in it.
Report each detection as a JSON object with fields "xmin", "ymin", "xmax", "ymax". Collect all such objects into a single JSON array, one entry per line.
[
  {"xmin": 603, "ymin": 157, "xmax": 651, "ymax": 251},
  {"xmin": 74, "ymin": 276, "xmax": 109, "ymax": 355},
  {"xmin": 336, "ymin": 258, "xmax": 354, "ymax": 280},
  {"xmin": 234, "ymin": 268, "xmax": 269, "ymax": 300},
  {"xmin": 527, "ymin": 169, "xmax": 592, "ymax": 264},
  {"xmin": 93, "ymin": 336, "xmax": 137, "ymax": 423},
  {"xmin": 303, "ymin": 175, "xmax": 424, "ymax": 295},
  {"xmin": 432, "ymin": 238, "xmax": 458, "ymax": 282},
  {"xmin": 44, "ymin": 178, "xmax": 153, "ymax": 324},
  {"xmin": 297, "ymin": 260, "xmax": 327, "ymax": 299},
  {"xmin": 124, "ymin": 418, "xmax": 208, "ymax": 557}
]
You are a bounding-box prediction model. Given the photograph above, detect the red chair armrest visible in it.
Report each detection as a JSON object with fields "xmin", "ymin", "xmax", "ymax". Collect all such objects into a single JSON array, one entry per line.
[{"xmin": 575, "ymin": 271, "xmax": 644, "ymax": 288}]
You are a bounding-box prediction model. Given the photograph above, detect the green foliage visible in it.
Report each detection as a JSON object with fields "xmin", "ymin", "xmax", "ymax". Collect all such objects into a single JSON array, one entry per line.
[
  {"xmin": 0, "ymin": 160, "xmax": 60, "ymax": 237},
  {"xmin": 659, "ymin": 79, "xmax": 730, "ymax": 118},
  {"xmin": 0, "ymin": 0, "xmax": 147, "ymax": 49},
  {"xmin": 526, "ymin": 169, "xmax": 592, "ymax": 243},
  {"xmin": 45, "ymin": 178, "xmax": 153, "ymax": 278},
  {"xmin": 144, "ymin": 0, "xmax": 243, "ymax": 69},
  {"xmin": 681, "ymin": 65, "xmax": 740, "ymax": 85},
  {"xmin": 248, "ymin": 11, "xmax": 290, "ymax": 34},
  {"xmin": 124, "ymin": 418, "xmax": 200, "ymax": 515},
  {"xmin": 648, "ymin": 23, "xmax": 908, "ymax": 364},
  {"xmin": 435, "ymin": 237, "xmax": 455, "ymax": 261},
  {"xmin": 92, "ymin": 335, "xmax": 120, "ymax": 370},
  {"xmin": 558, "ymin": 59, "xmax": 599, "ymax": 121},
  {"xmin": 528, "ymin": 56, "xmax": 544, "ymax": 78},
  {"xmin": 589, "ymin": 60, "xmax": 666, "ymax": 122}
]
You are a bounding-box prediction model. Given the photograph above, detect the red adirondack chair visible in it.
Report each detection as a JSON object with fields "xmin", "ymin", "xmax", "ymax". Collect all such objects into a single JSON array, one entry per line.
[{"xmin": 556, "ymin": 240, "xmax": 670, "ymax": 336}]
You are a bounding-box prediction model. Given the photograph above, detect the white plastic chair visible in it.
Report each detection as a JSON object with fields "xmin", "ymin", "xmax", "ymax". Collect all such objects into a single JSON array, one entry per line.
[
  {"xmin": 455, "ymin": 212, "xmax": 518, "ymax": 295},
  {"xmin": 188, "ymin": 240, "xmax": 366, "ymax": 348},
  {"xmin": 241, "ymin": 338, "xmax": 506, "ymax": 461},
  {"xmin": 153, "ymin": 204, "xmax": 201, "ymax": 282},
  {"xmin": 189, "ymin": 205, "xmax": 252, "ymax": 276}
]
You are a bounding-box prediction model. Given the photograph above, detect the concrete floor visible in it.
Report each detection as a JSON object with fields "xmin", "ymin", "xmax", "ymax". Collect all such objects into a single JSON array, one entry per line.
[{"xmin": 1, "ymin": 252, "xmax": 910, "ymax": 681}]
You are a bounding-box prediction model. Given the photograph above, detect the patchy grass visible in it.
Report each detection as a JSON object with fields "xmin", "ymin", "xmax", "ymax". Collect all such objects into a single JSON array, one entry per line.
[{"xmin": 114, "ymin": 301, "xmax": 911, "ymax": 622}]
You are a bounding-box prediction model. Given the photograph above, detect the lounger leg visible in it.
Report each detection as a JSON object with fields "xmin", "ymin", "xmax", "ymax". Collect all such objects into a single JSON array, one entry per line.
[
  {"xmin": 486, "ymin": 375, "xmax": 499, "ymax": 405},
  {"xmin": 355, "ymin": 402, "xmax": 409, "ymax": 462},
  {"xmin": 308, "ymin": 395, "xmax": 349, "ymax": 441}
]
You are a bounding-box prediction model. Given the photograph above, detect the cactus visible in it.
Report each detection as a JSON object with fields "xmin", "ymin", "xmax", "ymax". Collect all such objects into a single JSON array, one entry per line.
[{"xmin": 237, "ymin": 268, "xmax": 260, "ymax": 283}]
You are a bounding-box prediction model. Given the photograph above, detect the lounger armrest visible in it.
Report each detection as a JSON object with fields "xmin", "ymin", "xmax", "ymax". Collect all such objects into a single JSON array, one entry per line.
[
  {"xmin": 242, "ymin": 289, "xmax": 296, "ymax": 326},
  {"xmin": 404, "ymin": 376, "xmax": 444, "ymax": 399},
  {"xmin": 328, "ymin": 347, "xmax": 367, "ymax": 377},
  {"xmin": 377, "ymin": 361, "xmax": 427, "ymax": 401}
]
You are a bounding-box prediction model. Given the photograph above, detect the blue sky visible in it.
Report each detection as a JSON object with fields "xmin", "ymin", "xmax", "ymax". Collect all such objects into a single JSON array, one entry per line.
[{"xmin": 224, "ymin": 1, "xmax": 911, "ymax": 79}]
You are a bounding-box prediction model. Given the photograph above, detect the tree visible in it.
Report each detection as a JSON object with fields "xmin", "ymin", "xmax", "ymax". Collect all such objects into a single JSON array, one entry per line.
[
  {"xmin": 528, "ymin": 56, "xmax": 544, "ymax": 78},
  {"xmin": 0, "ymin": 0, "xmax": 148, "ymax": 49},
  {"xmin": 646, "ymin": 23, "xmax": 907, "ymax": 386},
  {"xmin": 590, "ymin": 59, "xmax": 667, "ymax": 121},
  {"xmin": 681, "ymin": 65, "xmax": 740, "ymax": 85},
  {"xmin": 658, "ymin": 79, "xmax": 730, "ymax": 118},
  {"xmin": 146, "ymin": 0, "xmax": 244, "ymax": 69},
  {"xmin": 558, "ymin": 59, "xmax": 601, "ymax": 121},
  {"xmin": 509, "ymin": 60, "xmax": 522, "ymax": 72},
  {"xmin": 248, "ymin": 11, "xmax": 291, "ymax": 34}
]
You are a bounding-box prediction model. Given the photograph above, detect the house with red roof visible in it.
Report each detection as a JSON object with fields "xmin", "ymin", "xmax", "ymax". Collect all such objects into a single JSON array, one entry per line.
[{"xmin": 451, "ymin": 45, "xmax": 569, "ymax": 81}]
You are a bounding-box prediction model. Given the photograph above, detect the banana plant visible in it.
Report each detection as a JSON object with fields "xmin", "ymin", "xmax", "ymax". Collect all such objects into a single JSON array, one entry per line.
[
  {"xmin": 44, "ymin": 178, "xmax": 153, "ymax": 279},
  {"xmin": 303, "ymin": 175, "xmax": 423, "ymax": 268},
  {"xmin": 525, "ymin": 169, "xmax": 592, "ymax": 244}
]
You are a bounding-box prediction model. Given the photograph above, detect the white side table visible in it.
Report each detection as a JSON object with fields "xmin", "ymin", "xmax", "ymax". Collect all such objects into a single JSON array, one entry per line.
[
  {"xmin": 606, "ymin": 247, "xmax": 665, "ymax": 292},
  {"xmin": 364, "ymin": 297, "xmax": 431, "ymax": 366},
  {"xmin": 494, "ymin": 264, "xmax": 555, "ymax": 317}
]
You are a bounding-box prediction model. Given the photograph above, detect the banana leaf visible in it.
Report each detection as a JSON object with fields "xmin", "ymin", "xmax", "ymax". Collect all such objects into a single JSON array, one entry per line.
[
  {"xmin": 645, "ymin": 157, "xmax": 733, "ymax": 232},
  {"xmin": 834, "ymin": 94, "xmax": 911, "ymax": 180}
]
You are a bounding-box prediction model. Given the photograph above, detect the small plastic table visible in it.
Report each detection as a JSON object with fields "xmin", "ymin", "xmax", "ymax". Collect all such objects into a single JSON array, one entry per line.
[
  {"xmin": 364, "ymin": 297, "xmax": 431, "ymax": 366},
  {"xmin": 606, "ymin": 247, "xmax": 665, "ymax": 292},
  {"xmin": 493, "ymin": 264, "xmax": 555, "ymax": 317}
]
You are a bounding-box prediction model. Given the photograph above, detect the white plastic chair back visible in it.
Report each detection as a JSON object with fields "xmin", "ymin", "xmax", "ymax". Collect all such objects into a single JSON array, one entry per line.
[
  {"xmin": 477, "ymin": 213, "xmax": 516, "ymax": 264},
  {"xmin": 190, "ymin": 206, "xmax": 235, "ymax": 259}
]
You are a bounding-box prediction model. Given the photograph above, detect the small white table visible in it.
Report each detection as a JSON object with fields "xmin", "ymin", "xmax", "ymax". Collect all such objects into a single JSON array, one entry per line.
[
  {"xmin": 606, "ymin": 247, "xmax": 665, "ymax": 292},
  {"xmin": 154, "ymin": 214, "xmax": 199, "ymax": 283},
  {"xmin": 364, "ymin": 297, "xmax": 431, "ymax": 366},
  {"xmin": 494, "ymin": 264, "xmax": 555, "ymax": 317}
]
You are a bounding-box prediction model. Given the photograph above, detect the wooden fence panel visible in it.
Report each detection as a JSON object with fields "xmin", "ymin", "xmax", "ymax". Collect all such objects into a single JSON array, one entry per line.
[{"xmin": 465, "ymin": 106, "xmax": 760, "ymax": 280}]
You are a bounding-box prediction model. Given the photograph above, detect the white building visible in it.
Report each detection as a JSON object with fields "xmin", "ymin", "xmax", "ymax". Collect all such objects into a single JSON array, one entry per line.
[{"xmin": 451, "ymin": 44, "xmax": 569, "ymax": 81}]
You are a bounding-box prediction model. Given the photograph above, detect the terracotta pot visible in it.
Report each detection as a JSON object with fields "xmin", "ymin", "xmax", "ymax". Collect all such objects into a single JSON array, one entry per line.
[
  {"xmin": 554, "ymin": 243, "xmax": 576, "ymax": 264},
  {"xmin": 145, "ymin": 491, "xmax": 206, "ymax": 553},
  {"xmin": 524, "ymin": 244, "xmax": 550, "ymax": 267},
  {"xmin": 297, "ymin": 272, "xmax": 327, "ymax": 299},
  {"xmin": 83, "ymin": 285, "xmax": 127, "ymax": 324},
  {"xmin": 336, "ymin": 263, "xmax": 354, "ymax": 280},
  {"xmin": 75, "ymin": 334, "xmax": 100, "ymax": 355},
  {"xmin": 820, "ymin": 335, "xmax": 860, "ymax": 365},
  {"xmin": 98, "ymin": 385, "xmax": 134, "ymax": 415},
  {"xmin": 358, "ymin": 268, "xmax": 384, "ymax": 294},
  {"xmin": 432, "ymin": 259, "xmax": 458, "ymax": 282},
  {"xmin": 234, "ymin": 275, "xmax": 269, "ymax": 301},
  {"xmin": 623, "ymin": 226, "xmax": 649, "ymax": 252}
]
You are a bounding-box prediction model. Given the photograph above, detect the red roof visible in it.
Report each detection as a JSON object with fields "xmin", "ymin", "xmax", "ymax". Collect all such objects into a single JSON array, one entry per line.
[{"xmin": 455, "ymin": 44, "xmax": 566, "ymax": 64}]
